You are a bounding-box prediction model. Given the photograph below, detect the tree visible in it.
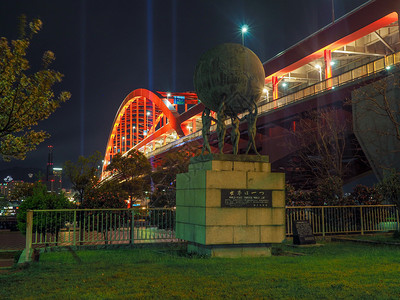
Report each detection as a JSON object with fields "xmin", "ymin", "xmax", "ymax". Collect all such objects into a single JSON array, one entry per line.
[
  {"xmin": 151, "ymin": 144, "xmax": 199, "ymax": 207},
  {"xmin": 289, "ymin": 107, "xmax": 354, "ymax": 194},
  {"xmin": 0, "ymin": 16, "xmax": 71, "ymax": 161},
  {"xmin": 64, "ymin": 151, "xmax": 102, "ymax": 204},
  {"xmin": 376, "ymin": 170, "xmax": 400, "ymax": 207},
  {"xmin": 16, "ymin": 183, "xmax": 72, "ymax": 234},
  {"xmin": 106, "ymin": 150, "xmax": 152, "ymax": 207},
  {"xmin": 82, "ymin": 180, "xmax": 127, "ymax": 209}
]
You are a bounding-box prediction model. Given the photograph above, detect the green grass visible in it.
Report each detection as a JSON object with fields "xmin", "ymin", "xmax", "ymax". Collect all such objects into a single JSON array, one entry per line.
[
  {"xmin": 1, "ymin": 241, "xmax": 400, "ymax": 299},
  {"xmin": 347, "ymin": 232, "xmax": 400, "ymax": 243}
]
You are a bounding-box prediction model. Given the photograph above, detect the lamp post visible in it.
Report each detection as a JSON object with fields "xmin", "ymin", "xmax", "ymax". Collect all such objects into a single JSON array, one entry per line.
[{"xmin": 241, "ymin": 25, "xmax": 248, "ymax": 46}]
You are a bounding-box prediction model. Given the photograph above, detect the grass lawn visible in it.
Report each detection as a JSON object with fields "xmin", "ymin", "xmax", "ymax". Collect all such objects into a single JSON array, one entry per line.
[
  {"xmin": 1, "ymin": 241, "xmax": 400, "ymax": 299},
  {"xmin": 347, "ymin": 233, "xmax": 400, "ymax": 243}
]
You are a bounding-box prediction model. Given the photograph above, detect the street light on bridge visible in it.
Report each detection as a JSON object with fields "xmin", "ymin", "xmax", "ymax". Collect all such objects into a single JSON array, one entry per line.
[{"xmin": 241, "ymin": 25, "xmax": 248, "ymax": 46}]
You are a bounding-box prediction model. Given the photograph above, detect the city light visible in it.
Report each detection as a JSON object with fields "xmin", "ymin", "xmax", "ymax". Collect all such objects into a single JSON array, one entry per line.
[{"xmin": 241, "ymin": 24, "xmax": 249, "ymax": 46}]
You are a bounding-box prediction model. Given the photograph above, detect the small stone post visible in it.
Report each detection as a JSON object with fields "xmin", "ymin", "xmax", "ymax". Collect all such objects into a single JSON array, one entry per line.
[{"xmin": 25, "ymin": 210, "xmax": 33, "ymax": 262}]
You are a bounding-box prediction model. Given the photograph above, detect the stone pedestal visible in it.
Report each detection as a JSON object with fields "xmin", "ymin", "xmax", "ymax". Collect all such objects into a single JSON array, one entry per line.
[{"xmin": 176, "ymin": 154, "xmax": 285, "ymax": 257}]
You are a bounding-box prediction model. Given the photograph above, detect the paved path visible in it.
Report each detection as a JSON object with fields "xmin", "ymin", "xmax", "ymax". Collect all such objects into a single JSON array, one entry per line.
[{"xmin": 0, "ymin": 230, "xmax": 25, "ymax": 250}]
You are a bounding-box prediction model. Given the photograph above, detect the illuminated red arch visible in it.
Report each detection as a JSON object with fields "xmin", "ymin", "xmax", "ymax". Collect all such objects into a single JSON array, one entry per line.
[{"xmin": 101, "ymin": 88, "xmax": 202, "ymax": 179}]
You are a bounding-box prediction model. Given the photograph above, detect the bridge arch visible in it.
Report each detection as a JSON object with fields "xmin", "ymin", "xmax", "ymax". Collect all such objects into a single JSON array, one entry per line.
[{"xmin": 101, "ymin": 88, "xmax": 201, "ymax": 179}]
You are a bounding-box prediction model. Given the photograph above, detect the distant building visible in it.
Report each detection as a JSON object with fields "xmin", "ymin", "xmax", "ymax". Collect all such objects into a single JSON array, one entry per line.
[
  {"xmin": 51, "ymin": 167, "xmax": 63, "ymax": 193},
  {"xmin": 0, "ymin": 180, "xmax": 24, "ymax": 199},
  {"xmin": 0, "ymin": 183, "xmax": 7, "ymax": 197},
  {"xmin": 44, "ymin": 145, "xmax": 63, "ymax": 193}
]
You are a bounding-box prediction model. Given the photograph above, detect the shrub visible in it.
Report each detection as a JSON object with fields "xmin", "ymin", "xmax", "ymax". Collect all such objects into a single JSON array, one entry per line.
[
  {"xmin": 16, "ymin": 184, "xmax": 72, "ymax": 234},
  {"xmin": 375, "ymin": 171, "xmax": 400, "ymax": 206}
]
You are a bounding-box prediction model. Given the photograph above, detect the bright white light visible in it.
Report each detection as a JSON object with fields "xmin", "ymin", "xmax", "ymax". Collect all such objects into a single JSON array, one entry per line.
[
  {"xmin": 282, "ymin": 82, "xmax": 287, "ymax": 87},
  {"xmin": 167, "ymin": 92, "xmax": 171, "ymax": 98},
  {"xmin": 263, "ymin": 88, "xmax": 268, "ymax": 94},
  {"xmin": 386, "ymin": 65, "xmax": 391, "ymax": 70},
  {"xmin": 330, "ymin": 61, "xmax": 336, "ymax": 66},
  {"xmin": 315, "ymin": 64, "xmax": 321, "ymax": 69},
  {"xmin": 241, "ymin": 25, "xmax": 248, "ymax": 34},
  {"xmin": 143, "ymin": 130, "xmax": 147, "ymax": 136},
  {"xmin": 146, "ymin": 111, "xmax": 151, "ymax": 116},
  {"xmin": 132, "ymin": 126, "xmax": 136, "ymax": 129}
]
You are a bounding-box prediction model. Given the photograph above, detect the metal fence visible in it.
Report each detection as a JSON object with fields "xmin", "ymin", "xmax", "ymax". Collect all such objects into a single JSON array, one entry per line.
[
  {"xmin": 25, "ymin": 208, "xmax": 177, "ymax": 260},
  {"xmin": 286, "ymin": 205, "xmax": 399, "ymax": 236},
  {"xmin": 24, "ymin": 205, "xmax": 400, "ymax": 260}
]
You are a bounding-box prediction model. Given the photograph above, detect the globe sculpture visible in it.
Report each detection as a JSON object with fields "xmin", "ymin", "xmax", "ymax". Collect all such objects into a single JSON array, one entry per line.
[{"xmin": 193, "ymin": 43, "xmax": 265, "ymax": 154}]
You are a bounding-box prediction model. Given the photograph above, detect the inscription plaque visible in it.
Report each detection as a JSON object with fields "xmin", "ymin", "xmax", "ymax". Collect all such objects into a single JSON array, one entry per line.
[
  {"xmin": 293, "ymin": 220, "xmax": 316, "ymax": 245},
  {"xmin": 221, "ymin": 189, "xmax": 272, "ymax": 208}
]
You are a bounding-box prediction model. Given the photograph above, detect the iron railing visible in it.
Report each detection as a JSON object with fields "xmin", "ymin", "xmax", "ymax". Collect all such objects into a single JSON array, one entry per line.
[
  {"xmin": 286, "ymin": 205, "xmax": 399, "ymax": 236},
  {"xmin": 24, "ymin": 205, "xmax": 400, "ymax": 260},
  {"xmin": 260, "ymin": 51, "xmax": 400, "ymax": 112},
  {"xmin": 25, "ymin": 208, "xmax": 177, "ymax": 260}
]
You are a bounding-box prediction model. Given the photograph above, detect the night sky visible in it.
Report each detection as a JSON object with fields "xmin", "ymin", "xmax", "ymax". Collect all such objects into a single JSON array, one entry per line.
[{"xmin": 0, "ymin": 0, "xmax": 368, "ymax": 172}]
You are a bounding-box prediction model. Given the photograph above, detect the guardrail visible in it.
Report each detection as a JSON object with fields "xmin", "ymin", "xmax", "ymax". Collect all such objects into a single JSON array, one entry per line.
[
  {"xmin": 286, "ymin": 205, "xmax": 399, "ymax": 236},
  {"xmin": 259, "ymin": 51, "xmax": 400, "ymax": 112}
]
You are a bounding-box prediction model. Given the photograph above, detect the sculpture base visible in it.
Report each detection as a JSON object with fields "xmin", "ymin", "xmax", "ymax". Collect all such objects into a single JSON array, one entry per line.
[
  {"xmin": 176, "ymin": 154, "xmax": 285, "ymax": 258},
  {"xmin": 188, "ymin": 242, "xmax": 271, "ymax": 258}
]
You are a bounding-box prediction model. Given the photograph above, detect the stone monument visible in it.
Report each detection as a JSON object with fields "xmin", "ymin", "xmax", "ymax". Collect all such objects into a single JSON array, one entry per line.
[{"xmin": 176, "ymin": 43, "xmax": 285, "ymax": 257}]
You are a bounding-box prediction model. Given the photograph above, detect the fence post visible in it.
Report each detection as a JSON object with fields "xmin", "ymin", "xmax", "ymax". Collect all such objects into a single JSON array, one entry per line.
[
  {"xmin": 322, "ymin": 207, "xmax": 325, "ymax": 237},
  {"xmin": 360, "ymin": 206, "xmax": 364, "ymax": 235},
  {"xmin": 396, "ymin": 207, "xmax": 399, "ymax": 231},
  {"xmin": 73, "ymin": 210, "xmax": 77, "ymax": 246},
  {"xmin": 130, "ymin": 209, "xmax": 135, "ymax": 245},
  {"xmin": 25, "ymin": 210, "xmax": 33, "ymax": 262}
]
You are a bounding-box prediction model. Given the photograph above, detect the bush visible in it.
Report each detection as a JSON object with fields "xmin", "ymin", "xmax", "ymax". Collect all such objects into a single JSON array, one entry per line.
[
  {"xmin": 376, "ymin": 171, "xmax": 400, "ymax": 206},
  {"xmin": 16, "ymin": 184, "xmax": 72, "ymax": 234},
  {"xmin": 345, "ymin": 184, "xmax": 382, "ymax": 205}
]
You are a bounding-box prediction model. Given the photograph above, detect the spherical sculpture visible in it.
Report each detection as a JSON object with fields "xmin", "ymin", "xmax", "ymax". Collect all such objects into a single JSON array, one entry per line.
[{"xmin": 193, "ymin": 43, "xmax": 265, "ymax": 117}]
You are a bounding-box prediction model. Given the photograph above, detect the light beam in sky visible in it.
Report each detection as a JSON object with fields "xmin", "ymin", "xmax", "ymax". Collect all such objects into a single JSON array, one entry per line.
[
  {"xmin": 147, "ymin": 0, "xmax": 153, "ymax": 91},
  {"xmin": 172, "ymin": 0, "xmax": 177, "ymax": 91},
  {"xmin": 80, "ymin": 0, "xmax": 86, "ymax": 156}
]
